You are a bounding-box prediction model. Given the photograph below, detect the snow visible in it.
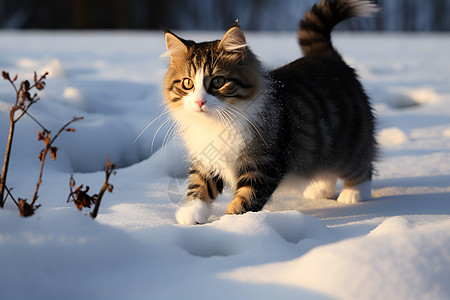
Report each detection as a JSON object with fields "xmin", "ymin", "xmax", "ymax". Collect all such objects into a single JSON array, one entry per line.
[
  {"xmin": 222, "ymin": 217, "xmax": 450, "ymax": 300},
  {"xmin": 378, "ymin": 127, "xmax": 408, "ymax": 147},
  {"xmin": 1, "ymin": 31, "xmax": 450, "ymax": 300}
]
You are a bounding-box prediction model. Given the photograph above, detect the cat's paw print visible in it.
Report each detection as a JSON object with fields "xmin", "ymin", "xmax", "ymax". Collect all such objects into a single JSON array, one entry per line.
[{"xmin": 176, "ymin": 199, "xmax": 211, "ymax": 225}]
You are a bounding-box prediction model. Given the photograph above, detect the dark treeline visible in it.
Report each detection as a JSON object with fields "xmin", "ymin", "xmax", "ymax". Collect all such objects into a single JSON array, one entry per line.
[{"xmin": 1, "ymin": 0, "xmax": 450, "ymax": 31}]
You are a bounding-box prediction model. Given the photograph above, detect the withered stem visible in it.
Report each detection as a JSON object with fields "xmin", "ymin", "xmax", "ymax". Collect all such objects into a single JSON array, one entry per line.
[
  {"xmin": 24, "ymin": 111, "xmax": 46, "ymax": 132},
  {"xmin": 31, "ymin": 117, "xmax": 83, "ymax": 206},
  {"xmin": 4, "ymin": 186, "xmax": 18, "ymax": 206},
  {"xmin": 0, "ymin": 114, "xmax": 16, "ymax": 207},
  {"xmin": 90, "ymin": 169, "xmax": 113, "ymax": 219},
  {"xmin": 1, "ymin": 74, "xmax": 34, "ymax": 207}
]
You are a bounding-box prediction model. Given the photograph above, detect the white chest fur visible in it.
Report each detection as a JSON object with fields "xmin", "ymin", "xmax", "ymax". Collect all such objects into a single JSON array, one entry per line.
[{"xmin": 179, "ymin": 113, "xmax": 251, "ymax": 187}]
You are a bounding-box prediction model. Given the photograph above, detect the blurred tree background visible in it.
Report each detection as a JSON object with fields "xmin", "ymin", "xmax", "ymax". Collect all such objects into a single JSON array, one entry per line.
[{"xmin": 0, "ymin": 0, "xmax": 449, "ymax": 31}]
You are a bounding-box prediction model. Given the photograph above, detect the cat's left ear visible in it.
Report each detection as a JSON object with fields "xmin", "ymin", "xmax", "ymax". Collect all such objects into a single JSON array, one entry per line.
[
  {"xmin": 219, "ymin": 26, "xmax": 247, "ymax": 62},
  {"xmin": 165, "ymin": 30, "xmax": 188, "ymax": 60}
]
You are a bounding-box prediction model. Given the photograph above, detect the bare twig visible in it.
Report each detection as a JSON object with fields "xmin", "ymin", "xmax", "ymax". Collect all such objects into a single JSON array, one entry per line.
[
  {"xmin": 0, "ymin": 113, "xmax": 15, "ymax": 207},
  {"xmin": 90, "ymin": 155, "xmax": 117, "ymax": 219},
  {"xmin": 31, "ymin": 116, "xmax": 83, "ymax": 206},
  {"xmin": 1, "ymin": 71, "xmax": 23, "ymax": 207},
  {"xmin": 4, "ymin": 186, "xmax": 18, "ymax": 206},
  {"xmin": 24, "ymin": 110, "xmax": 47, "ymax": 132},
  {"xmin": 1, "ymin": 71, "xmax": 48, "ymax": 206}
]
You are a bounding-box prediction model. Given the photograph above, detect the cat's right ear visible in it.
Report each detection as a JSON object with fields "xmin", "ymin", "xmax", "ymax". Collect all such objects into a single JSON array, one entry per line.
[
  {"xmin": 219, "ymin": 26, "xmax": 247, "ymax": 63},
  {"xmin": 164, "ymin": 30, "xmax": 187, "ymax": 60}
]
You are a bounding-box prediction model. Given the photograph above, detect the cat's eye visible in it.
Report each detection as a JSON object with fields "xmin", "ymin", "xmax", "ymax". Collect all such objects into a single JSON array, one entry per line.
[
  {"xmin": 182, "ymin": 78, "xmax": 194, "ymax": 90},
  {"xmin": 211, "ymin": 76, "xmax": 226, "ymax": 89}
]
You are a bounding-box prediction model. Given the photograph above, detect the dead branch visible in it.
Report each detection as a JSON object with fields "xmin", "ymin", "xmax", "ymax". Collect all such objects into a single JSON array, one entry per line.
[
  {"xmin": 90, "ymin": 155, "xmax": 117, "ymax": 219},
  {"xmin": 0, "ymin": 71, "xmax": 47, "ymax": 207},
  {"xmin": 31, "ymin": 116, "xmax": 83, "ymax": 206},
  {"xmin": 68, "ymin": 155, "xmax": 117, "ymax": 219}
]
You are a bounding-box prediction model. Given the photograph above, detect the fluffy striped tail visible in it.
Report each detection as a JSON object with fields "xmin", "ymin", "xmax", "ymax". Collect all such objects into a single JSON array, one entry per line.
[{"xmin": 299, "ymin": 0, "xmax": 378, "ymax": 57}]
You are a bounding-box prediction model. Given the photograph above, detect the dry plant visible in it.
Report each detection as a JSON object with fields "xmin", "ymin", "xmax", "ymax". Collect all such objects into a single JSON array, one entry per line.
[
  {"xmin": 67, "ymin": 154, "xmax": 117, "ymax": 219},
  {"xmin": 1, "ymin": 70, "xmax": 82, "ymax": 216}
]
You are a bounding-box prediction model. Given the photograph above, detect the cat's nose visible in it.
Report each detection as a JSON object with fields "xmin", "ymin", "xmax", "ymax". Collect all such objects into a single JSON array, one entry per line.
[{"xmin": 195, "ymin": 99, "xmax": 206, "ymax": 107}]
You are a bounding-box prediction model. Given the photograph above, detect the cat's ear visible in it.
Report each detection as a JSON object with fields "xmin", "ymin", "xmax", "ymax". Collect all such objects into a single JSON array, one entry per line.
[
  {"xmin": 165, "ymin": 31, "xmax": 187, "ymax": 60},
  {"xmin": 219, "ymin": 26, "xmax": 247, "ymax": 62}
]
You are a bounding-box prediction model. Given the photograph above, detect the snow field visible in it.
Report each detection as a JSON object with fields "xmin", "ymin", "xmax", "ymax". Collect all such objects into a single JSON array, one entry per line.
[{"xmin": 0, "ymin": 31, "xmax": 450, "ymax": 299}]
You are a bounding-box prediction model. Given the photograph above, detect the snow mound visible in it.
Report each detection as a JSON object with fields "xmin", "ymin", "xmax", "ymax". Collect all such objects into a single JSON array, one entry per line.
[
  {"xmin": 444, "ymin": 129, "xmax": 450, "ymax": 138},
  {"xmin": 387, "ymin": 87, "xmax": 441, "ymax": 109},
  {"xmin": 222, "ymin": 218, "xmax": 450, "ymax": 300},
  {"xmin": 409, "ymin": 88, "xmax": 441, "ymax": 105},
  {"xmin": 175, "ymin": 211, "xmax": 334, "ymax": 259},
  {"xmin": 17, "ymin": 58, "xmax": 38, "ymax": 69},
  {"xmin": 41, "ymin": 58, "xmax": 66, "ymax": 78},
  {"xmin": 378, "ymin": 127, "xmax": 408, "ymax": 147},
  {"xmin": 62, "ymin": 86, "xmax": 83, "ymax": 108}
]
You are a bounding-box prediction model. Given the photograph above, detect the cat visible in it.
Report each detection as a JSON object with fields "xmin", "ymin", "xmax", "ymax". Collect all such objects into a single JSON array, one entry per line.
[{"xmin": 163, "ymin": 0, "xmax": 379, "ymax": 225}]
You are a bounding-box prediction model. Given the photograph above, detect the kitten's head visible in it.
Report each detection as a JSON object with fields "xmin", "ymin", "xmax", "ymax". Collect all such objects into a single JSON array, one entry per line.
[{"xmin": 163, "ymin": 26, "xmax": 264, "ymax": 118}]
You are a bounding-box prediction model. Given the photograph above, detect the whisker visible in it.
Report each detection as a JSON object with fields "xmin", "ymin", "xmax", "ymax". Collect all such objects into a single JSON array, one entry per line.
[
  {"xmin": 133, "ymin": 108, "xmax": 178, "ymax": 144},
  {"xmin": 170, "ymin": 122, "xmax": 188, "ymax": 159},
  {"xmin": 162, "ymin": 119, "xmax": 180, "ymax": 159},
  {"xmin": 151, "ymin": 115, "xmax": 175, "ymax": 154},
  {"xmin": 162, "ymin": 122, "xmax": 175, "ymax": 150},
  {"xmin": 222, "ymin": 109, "xmax": 245, "ymax": 144},
  {"xmin": 214, "ymin": 109, "xmax": 230, "ymax": 129},
  {"xmin": 227, "ymin": 106, "xmax": 268, "ymax": 147},
  {"xmin": 255, "ymin": 105, "xmax": 267, "ymax": 125}
]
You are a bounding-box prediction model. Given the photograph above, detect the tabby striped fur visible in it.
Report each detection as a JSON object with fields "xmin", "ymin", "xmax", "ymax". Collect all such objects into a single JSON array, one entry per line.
[{"xmin": 163, "ymin": 0, "xmax": 379, "ymax": 225}]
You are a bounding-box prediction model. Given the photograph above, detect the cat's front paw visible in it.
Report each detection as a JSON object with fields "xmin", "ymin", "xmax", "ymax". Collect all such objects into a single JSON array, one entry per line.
[
  {"xmin": 225, "ymin": 202, "xmax": 246, "ymax": 215},
  {"xmin": 176, "ymin": 199, "xmax": 211, "ymax": 225}
]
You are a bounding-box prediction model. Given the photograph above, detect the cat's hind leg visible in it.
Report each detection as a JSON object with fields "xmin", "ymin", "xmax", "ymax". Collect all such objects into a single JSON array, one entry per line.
[
  {"xmin": 303, "ymin": 174, "xmax": 337, "ymax": 200},
  {"xmin": 337, "ymin": 179, "xmax": 371, "ymax": 204}
]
